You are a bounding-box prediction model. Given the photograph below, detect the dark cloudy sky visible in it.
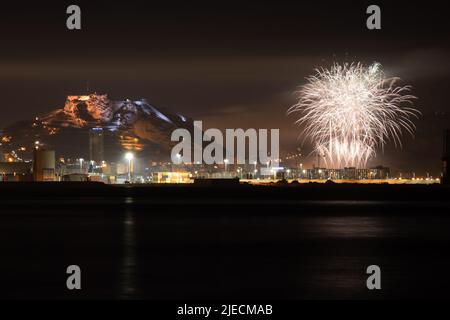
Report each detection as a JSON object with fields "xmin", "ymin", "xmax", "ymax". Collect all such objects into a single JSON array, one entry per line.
[{"xmin": 1, "ymin": 1, "xmax": 449, "ymax": 175}]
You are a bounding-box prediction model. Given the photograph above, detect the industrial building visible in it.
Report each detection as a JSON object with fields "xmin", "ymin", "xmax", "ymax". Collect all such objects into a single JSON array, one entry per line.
[
  {"xmin": 0, "ymin": 162, "xmax": 32, "ymax": 181},
  {"xmin": 89, "ymin": 127, "xmax": 104, "ymax": 164},
  {"xmin": 299, "ymin": 166, "xmax": 391, "ymax": 180},
  {"xmin": 32, "ymin": 149, "xmax": 55, "ymax": 181}
]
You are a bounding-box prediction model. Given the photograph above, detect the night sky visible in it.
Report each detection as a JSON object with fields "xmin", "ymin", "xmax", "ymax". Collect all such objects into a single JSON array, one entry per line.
[{"xmin": 1, "ymin": 1, "xmax": 449, "ymax": 175}]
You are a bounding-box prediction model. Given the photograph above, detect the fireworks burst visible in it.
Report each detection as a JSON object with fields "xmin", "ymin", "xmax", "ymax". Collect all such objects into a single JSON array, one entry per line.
[{"xmin": 288, "ymin": 62, "xmax": 420, "ymax": 169}]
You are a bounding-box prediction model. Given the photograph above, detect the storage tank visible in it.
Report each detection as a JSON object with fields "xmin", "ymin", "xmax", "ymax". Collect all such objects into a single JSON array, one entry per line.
[{"xmin": 33, "ymin": 149, "xmax": 55, "ymax": 181}]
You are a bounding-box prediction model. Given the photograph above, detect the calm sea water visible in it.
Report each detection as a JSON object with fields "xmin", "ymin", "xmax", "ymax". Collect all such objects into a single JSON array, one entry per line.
[{"xmin": 1, "ymin": 197, "xmax": 449, "ymax": 299}]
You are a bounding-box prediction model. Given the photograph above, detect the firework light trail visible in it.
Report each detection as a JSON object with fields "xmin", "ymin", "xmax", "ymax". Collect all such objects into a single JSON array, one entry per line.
[{"xmin": 288, "ymin": 62, "xmax": 420, "ymax": 169}]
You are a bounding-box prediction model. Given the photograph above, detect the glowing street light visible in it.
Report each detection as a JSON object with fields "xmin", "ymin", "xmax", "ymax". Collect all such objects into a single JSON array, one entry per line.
[
  {"xmin": 125, "ymin": 152, "xmax": 134, "ymax": 161},
  {"xmin": 175, "ymin": 153, "xmax": 182, "ymax": 172},
  {"xmin": 125, "ymin": 152, "xmax": 134, "ymax": 182},
  {"xmin": 79, "ymin": 158, "xmax": 84, "ymax": 173}
]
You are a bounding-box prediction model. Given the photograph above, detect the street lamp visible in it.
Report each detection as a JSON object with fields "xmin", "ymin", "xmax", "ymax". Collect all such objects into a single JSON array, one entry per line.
[
  {"xmin": 224, "ymin": 158, "xmax": 229, "ymax": 172},
  {"xmin": 79, "ymin": 158, "xmax": 84, "ymax": 173},
  {"xmin": 236, "ymin": 168, "xmax": 240, "ymax": 179},
  {"xmin": 125, "ymin": 152, "xmax": 134, "ymax": 182},
  {"xmin": 175, "ymin": 153, "xmax": 182, "ymax": 172}
]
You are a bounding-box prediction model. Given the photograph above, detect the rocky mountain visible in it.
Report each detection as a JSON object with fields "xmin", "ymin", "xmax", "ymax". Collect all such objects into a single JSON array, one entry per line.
[{"xmin": 1, "ymin": 94, "xmax": 194, "ymax": 163}]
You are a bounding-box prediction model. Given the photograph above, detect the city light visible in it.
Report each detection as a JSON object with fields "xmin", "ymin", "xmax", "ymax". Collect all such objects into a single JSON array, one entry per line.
[
  {"xmin": 125, "ymin": 152, "xmax": 134, "ymax": 161},
  {"xmin": 125, "ymin": 152, "xmax": 134, "ymax": 182}
]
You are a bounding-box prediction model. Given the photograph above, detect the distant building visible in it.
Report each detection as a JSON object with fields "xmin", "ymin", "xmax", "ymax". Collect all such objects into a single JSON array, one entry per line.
[
  {"xmin": 298, "ymin": 166, "xmax": 391, "ymax": 180},
  {"xmin": 33, "ymin": 149, "xmax": 55, "ymax": 181},
  {"xmin": 89, "ymin": 127, "xmax": 104, "ymax": 164},
  {"xmin": 370, "ymin": 165, "xmax": 391, "ymax": 179},
  {"xmin": 343, "ymin": 167, "xmax": 357, "ymax": 180},
  {"xmin": 62, "ymin": 173, "xmax": 89, "ymax": 182},
  {"xmin": 152, "ymin": 172, "xmax": 191, "ymax": 183},
  {"xmin": 0, "ymin": 162, "xmax": 32, "ymax": 181}
]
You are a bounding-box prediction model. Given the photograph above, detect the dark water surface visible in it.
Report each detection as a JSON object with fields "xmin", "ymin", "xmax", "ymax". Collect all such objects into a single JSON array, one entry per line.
[{"xmin": 1, "ymin": 184, "xmax": 450, "ymax": 299}]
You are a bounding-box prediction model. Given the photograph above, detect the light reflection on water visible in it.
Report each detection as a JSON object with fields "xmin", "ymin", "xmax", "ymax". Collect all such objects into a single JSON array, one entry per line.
[
  {"xmin": 119, "ymin": 197, "xmax": 138, "ymax": 299},
  {"xmin": 2, "ymin": 194, "xmax": 449, "ymax": 299},
  {"xmin": 303, "ymin": 216, "xmax": 388, "ymax": 238},
  {"xmin": 112, "ymin": 198, "xmax": 450, "ymax": 299}
]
